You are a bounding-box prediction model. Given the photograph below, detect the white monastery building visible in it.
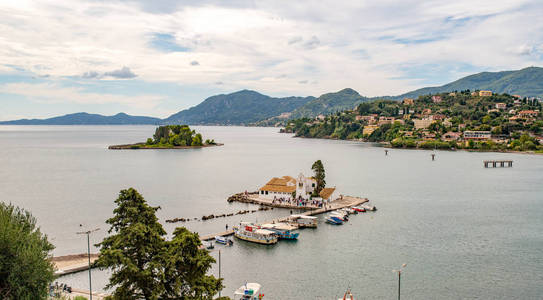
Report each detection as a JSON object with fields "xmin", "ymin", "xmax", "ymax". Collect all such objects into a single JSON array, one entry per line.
[{"xmin": 258, "ymin": 173, "xmax": 339, "ymax": 202}]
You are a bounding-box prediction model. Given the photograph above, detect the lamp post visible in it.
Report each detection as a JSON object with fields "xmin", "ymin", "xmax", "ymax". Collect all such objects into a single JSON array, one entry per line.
[
  {"xmin": 392, "ymin": 263, "xmax": 407, "ymax": 300},
  {"xmin": 218, "ymin": 249, "xmax": 221, "ymax": 298},
  {"xmin": 76, "ymin": 227, "xmax": 100, "ymax": 300}
]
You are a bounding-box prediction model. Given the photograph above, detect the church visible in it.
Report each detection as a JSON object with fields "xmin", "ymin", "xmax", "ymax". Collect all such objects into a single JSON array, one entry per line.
[{"xmin": 258, "ymin": 173, "xmax": 338, "ymax": 202}]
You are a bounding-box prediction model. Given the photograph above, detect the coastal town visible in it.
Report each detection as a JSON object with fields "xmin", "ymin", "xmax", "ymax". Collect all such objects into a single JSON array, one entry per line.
[{"xmin": 284, "ymin": 90, "xmax": 543, "ymax": 152}]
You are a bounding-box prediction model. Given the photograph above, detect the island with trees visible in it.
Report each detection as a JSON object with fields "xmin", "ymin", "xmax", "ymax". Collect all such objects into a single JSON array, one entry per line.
[
  {"xmin": 283, "ymin": 90, "xmax": 543, "ymax": 153},
  {"xmin": 109, "ymin": 125, "xmax": 223, "ymax": 149}
]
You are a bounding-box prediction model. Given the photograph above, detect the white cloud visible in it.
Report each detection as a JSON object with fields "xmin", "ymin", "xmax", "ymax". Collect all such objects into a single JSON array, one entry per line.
[{"xmin": 0, "ymin": 0, "xmax": 542, "ymax": 101}]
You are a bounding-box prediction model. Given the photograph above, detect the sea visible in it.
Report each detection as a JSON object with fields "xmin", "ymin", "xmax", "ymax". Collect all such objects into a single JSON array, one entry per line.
[{"xmin": 0, "ymin": 125, "xmax": 542, "ymax": 299}]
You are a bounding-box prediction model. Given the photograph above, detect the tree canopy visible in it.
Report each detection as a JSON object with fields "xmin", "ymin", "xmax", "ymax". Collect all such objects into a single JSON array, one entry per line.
[
  {"xmin": 95, "ymin": 188, "xmax": 223, "ymax": 300},
  {"xmin": 311, "ymin": 160, "xmax": 326, "ymax": 195},
  {"xmin": 0, "ymin": 202, "xmax": 56, "ymax": 300}
]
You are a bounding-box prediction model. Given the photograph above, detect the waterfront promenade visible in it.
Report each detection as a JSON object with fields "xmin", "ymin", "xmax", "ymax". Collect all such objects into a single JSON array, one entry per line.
[{"xmin": 52, "ymin": 254, "xmax": 99, "ymax": 276}]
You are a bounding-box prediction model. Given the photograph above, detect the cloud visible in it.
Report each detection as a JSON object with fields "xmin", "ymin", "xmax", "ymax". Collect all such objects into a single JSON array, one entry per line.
[
  {"xmin": 190, "ymin": 60, "xmax": 200, "ymax": 66},
  {"xmin": 288, "ymin": 36, "xmax": 303, "ymax": 45},
  {"xmin": 82, "ymin": 71, "xmax": 100, "ymax": 79},
  {"xmin": 0, "ymin": 0, "xmax": 542, "ymax": 105},
  {"xmin": 103, "ymin": 66, "xmax": 137, "ymax": 79},
  {"xmin": 298, "ymin": 80, "xmax": 308, "ymax": 84},
  {"xmin": 303, "ymin": 36, "xmax": 320, "ymax": 49}
]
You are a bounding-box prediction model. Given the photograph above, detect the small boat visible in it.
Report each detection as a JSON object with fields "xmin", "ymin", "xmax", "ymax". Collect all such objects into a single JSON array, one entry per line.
[
  {"xmin": 326, "ymin": 217, "xmax": 343, "ymax": 225},
  {"xmin": 344, "ymin": 207, "xmax": 358, "ymax": 214},
  {"xmin": 289, "ymin": 214, "xmax": 318, "ymax": 228},
  {"xmin": 338, "ymin": 288, "xmax": 355, "ymax": 300},
  {"xmin": 206, "ymin": 241, "xmax": 214, "ymax": 249},
  {"xmin": 215, "ymin": 236, "xmax": 233, "ymax": 245},
  {"xmin": 234, "ymin": 223, "xmax": 278, "ymax": 245},
  {"xmin": 360, "ymin": 204, "xmax": 377, "ymax": 211},
  {"xmin": 234, "ymin": 282, "xmax": 264, "ymax": 300},
  {"xmin": 352, "ymin": 206, "xmax": 366, "ymax": 213},
  {"xmin": 331, "ymin": 212, "xmax": 348, "ymax": 222},
  {"xmin": 261, "ymin": 223, "xmax": 299, "ymax": 240}
]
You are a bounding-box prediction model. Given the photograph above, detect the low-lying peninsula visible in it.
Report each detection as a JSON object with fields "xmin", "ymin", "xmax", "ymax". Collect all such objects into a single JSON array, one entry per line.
[
  {"xmin": 283, "ymin": 90, "xmax": 543, "ymax": 153},
  {"xmin": 108, "ymin": 125, "xmax": 222, "ymax": 149}
]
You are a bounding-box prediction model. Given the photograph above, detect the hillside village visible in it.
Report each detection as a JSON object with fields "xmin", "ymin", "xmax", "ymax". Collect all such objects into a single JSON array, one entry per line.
[{"xmin": 283, "ymin": 90, "xmax": 543, "ymax": 152}]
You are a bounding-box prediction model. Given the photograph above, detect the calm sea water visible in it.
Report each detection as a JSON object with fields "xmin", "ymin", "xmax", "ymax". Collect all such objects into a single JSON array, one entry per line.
[{"xmin": 0, "ymin": 125, "xmax": 542, "ymax": 299}]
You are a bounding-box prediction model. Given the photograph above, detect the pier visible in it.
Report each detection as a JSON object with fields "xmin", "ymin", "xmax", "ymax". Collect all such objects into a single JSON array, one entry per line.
[
  {"xmin": 204, "ymin": 194, "xmax": 369, "ymax": 241},
  {"xmin": 483, "ymin": 160, "xmax": 513, "ymax": 168},
  {"xmin": 52, "ymin": 253, "xmax": 99, "ymax": 276}
]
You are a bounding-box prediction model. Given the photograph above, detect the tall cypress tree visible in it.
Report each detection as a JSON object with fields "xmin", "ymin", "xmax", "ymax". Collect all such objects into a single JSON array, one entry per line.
[
  {"xmin": 311, "ymin": 160, "xmax": 326, "ymax": 195},
  {"xmin": 96, "ymin": 188, "xmax": 166, "ymax": 299},
  {"xmin": 96, "ymin": 188, "xmax": 224, "ymax": 300}
]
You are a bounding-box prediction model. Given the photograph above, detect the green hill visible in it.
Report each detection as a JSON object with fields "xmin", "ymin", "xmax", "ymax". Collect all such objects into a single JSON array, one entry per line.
[
  {"xmin": 0, "ymin": 112, "xmax": 161, "ymax": 125},
  {"xmin": 289, "ymin": 88, "xmax": 369, "ymax": 118},
  {"xmin": 163, "ymin": 90, "xmax": 314, "ymax": 125},
  {"xmin": 392, "ymin": 67, "xmax": 543, "ymax": 100}
]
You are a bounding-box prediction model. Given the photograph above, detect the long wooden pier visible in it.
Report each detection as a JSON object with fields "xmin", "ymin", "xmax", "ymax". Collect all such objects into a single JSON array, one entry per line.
[
  {"xmin": 484, "ymin": 160, "xmax": 513, "ymax": 168},
  {"xmin": 202, "ymin": 195, "xmax": 368, "ymax": 241}
]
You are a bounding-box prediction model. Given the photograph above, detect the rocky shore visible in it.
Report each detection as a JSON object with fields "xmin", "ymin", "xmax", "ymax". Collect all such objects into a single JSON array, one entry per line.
[{"xmin": 108, "ymin": 143, "xmax": 223, "ymax": 150}]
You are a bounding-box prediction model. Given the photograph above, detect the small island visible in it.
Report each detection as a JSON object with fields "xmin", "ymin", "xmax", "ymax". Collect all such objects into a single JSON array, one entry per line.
[{"xmin": 108, "ymin": 125, "xmax": 222, "ymax": 149}]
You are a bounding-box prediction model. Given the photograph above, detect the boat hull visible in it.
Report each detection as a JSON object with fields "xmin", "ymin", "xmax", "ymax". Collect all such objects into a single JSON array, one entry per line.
[{"xmin": 234, "ymin": 232, "xmax": 278, "ymax": 244}]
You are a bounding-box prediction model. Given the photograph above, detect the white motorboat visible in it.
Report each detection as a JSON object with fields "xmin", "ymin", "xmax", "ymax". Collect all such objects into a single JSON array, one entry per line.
[
  {"xmin": 215, "ymin": 236, "xmax": 233, "ymax": 245},
  {"xmin": 234, "ymin": 222, "xmax": 278, "ymax": 245},
  {"xmin": 289, "ymin": 214, "xmax": 318, "ymax": 228},
  {"xmin": 360, "ymin": 204, "xmax": 377, "ymax": 211},
  {"xmin": 234, "ymin": 282, "xmax": 264, "ymax": 300}
]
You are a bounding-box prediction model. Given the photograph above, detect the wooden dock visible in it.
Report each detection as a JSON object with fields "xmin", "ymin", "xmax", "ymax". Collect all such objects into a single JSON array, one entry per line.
[
  {"xmin": 484, "ymin": 160, "xmax": 513, "ymax": 168},
  {"xmin": 206, "ymin": 195, "xmax": 368, "ymax": 241},
  {"xmin": 52, "ymin": 253, "xmax": 99, "ymax": 276}
]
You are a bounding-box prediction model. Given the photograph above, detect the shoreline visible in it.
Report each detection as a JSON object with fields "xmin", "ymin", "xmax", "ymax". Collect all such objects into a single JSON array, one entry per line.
[
  {"xmin": 108, "ymin": 142, "xmax": 224, "ymax": 150},
  {"xmin": 289, "ymin": 135, "xmax": 543, "ymax": 156}
]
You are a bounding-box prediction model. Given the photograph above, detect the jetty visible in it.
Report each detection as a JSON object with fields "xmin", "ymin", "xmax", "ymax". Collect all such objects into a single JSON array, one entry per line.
[
  {"xmin": 483, "ymin": 160, "xmax": 513, "ymax": 168},
  {"xmin": 203, "ymin": 194, "xmax": 368, "ymax": 241},
  {"xmin": 52, "ymin": 253, "xmax": 99, "ymax": 276}
]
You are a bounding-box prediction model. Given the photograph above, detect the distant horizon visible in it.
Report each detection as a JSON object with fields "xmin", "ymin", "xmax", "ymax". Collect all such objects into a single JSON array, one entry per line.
[
  {"xmin": 2, "ymin": 65, "xmax": 542, "ymax": 122},
  {"xmin": 2, "ymin": 1, "xmax": 543, "ymax": 121}
]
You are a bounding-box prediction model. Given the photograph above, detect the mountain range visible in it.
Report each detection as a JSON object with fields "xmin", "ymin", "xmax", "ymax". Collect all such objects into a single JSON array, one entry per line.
[
  {"xmin": 0, "ymin": 112, "xmax": 161, "ymax": 125},
  {"xmin": 2, "ymin": 67, "xmax": 543, "ymax": 125}
]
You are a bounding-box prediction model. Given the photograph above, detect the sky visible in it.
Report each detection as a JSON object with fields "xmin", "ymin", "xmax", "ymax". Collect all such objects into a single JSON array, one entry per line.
[{"xmin": 1, "ymin": 0, "xmax": 543, "ymax": 120}]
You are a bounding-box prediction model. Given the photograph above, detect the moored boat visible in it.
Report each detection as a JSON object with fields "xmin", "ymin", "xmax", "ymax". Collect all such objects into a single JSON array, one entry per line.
[
  {"xmin": 215, "ymin": 236, "xmax": 233, "ymax": 245},
  {"xmin": 352, "ymin": 206, "xmax": 366, "ymax": 213},
  {"xmin": 234, "ymin": 282, "xmax": 264, "ymax": 300},
  {"xmin": 360, "ymin": 204, "xmax": 377, "ymax": 211},
  {"xmin": 289, "ymin": 214, "xmax": 318, "ymax": 228},
  {"xmin": 261, "ymin": 223, "xmax": 299, "ymax": 240},
  {"xmin": 331, "ymin": 212, "xmax": 348, "ymax": 221},
  {"xmin": 344, "ymin": 207, "xmax": 357, "ymax": 214},
  {"xmin": 234, "ymin": 223, "xmax": 278, "ymax": 245},
  {"xmin": 326, "ymin": 216, "xmax": 343, "ymax": 225}
]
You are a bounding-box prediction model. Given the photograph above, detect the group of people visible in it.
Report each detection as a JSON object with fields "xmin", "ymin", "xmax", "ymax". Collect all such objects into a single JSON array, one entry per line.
[
  {"xmin": 49, "ymin": 282, "xmax": 72, "ymax": 297},
  {"xmin": 272, "ymin": 196, "xmax": 325, "ymax": 208}
]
